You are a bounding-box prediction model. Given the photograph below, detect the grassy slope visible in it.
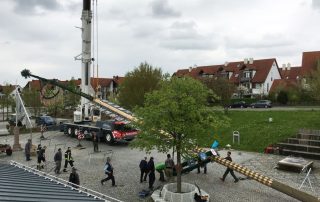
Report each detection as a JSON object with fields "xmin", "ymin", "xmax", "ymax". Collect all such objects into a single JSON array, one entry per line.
[{"xmin": 216, "ymin": 110, "xmax": 320, "ymax": 152}]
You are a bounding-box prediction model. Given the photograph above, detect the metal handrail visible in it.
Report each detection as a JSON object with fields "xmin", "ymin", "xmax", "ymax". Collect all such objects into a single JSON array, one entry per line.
[{"xmin": 10, "ymin": 160, "xmax": 123, "ymax": 202}]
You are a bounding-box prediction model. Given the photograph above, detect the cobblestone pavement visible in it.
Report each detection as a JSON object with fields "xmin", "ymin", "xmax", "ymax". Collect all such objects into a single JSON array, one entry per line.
[{"xmin": 0, "ymin": 130, "xmax": 319, "ymax": 202}]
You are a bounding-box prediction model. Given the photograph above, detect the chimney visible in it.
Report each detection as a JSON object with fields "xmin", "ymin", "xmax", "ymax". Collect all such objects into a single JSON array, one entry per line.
[
  {"xmin": 282, "ymin": 64, "xmax": 286, "ymax": 69},
  {"xmin": 189, "ymin": 67, "xmax": 192, "ymax": 72},
  {"xmin": 244, "ymin": 58, "xmax": 248, "ymax": 64},
  {"xmin": 249, "ymin": 58, "xmax": 254, "ymax": 64},
  {"xmin": 287, "ymin": 63, "xmax": 291, "ymax": 70},
  {"xmin": 224, "ymin": 61, "xmax": 229, "ymax": 66}
]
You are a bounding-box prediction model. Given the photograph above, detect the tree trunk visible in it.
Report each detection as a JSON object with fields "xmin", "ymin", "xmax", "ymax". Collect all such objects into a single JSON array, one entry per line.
[{"xmin": 176, "ymin": 134, "xmax": 182, "ymax": 193}]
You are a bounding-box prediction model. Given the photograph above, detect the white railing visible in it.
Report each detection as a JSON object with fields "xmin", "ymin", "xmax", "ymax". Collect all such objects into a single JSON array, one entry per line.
[{"xmin": 10, "ymin": 160, "xmax": 123, "ymax": 202}]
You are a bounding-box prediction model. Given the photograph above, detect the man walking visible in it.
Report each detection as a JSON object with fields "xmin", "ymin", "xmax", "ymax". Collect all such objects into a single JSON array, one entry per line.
[
  {"xmin": 25, "ymin": 139, "xmax": 32, "ymax": 161},
  {"xmin": 148, "ymin": 157, "xmax": 155, "ymax": 189},
  {"xmin": 37, "ymin": 146, "xmax": 46, "ymax": 170},
  {"xmin": 220, "ymin": 151, "xmax": 239, "ymax": 183},
  {"xmin": 101, "ymin": 157, "xmax": 116, "ymax": 187},
  {"xmin": 54, "ymin": 148, "xmax": 62, "ymax": 174},
  {"xmin": 139, "ymin": 157, "xmax": 148, "ymax": 183},
  {"xmin": 92, "ymin": 131, "xmax": 99, "ymax": 152},
  {"xmin": 164, "ymin": 154, "xmax": 174, "ymax": 181},
  {"xmin": 63, "ymin": 147, "xmax": 74, "ymax": 172}
]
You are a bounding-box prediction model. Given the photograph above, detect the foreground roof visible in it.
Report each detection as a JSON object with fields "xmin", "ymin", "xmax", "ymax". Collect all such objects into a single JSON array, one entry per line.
[{"xmin": 0, "ymin": 162, "xmax": 105, "ymax": 202}]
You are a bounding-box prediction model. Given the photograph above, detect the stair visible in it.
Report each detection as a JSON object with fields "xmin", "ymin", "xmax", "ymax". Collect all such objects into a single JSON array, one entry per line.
[{"xmin": 276, "ymin": 129, "xmax": 320, "ymax": 160}]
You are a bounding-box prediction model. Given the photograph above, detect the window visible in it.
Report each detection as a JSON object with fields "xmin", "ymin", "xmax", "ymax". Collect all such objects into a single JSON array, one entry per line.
[{"xmin": 235, "ymin": 74, "xmax": 239, "ymax": 77}]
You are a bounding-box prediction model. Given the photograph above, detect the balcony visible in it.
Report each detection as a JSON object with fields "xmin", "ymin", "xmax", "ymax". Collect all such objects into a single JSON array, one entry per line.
[{"xmin": 240, "ymin": 77, "xmax": 251, "ymax": 82}]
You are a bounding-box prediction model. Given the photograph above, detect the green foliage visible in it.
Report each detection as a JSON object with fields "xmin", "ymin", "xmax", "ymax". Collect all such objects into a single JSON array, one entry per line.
[
  {"xmin": 201, "ymin": 77, "xmax": 235, "ymax": 106},
  {"xmin": 118, "ymin": 62, "xmax": 163, "ymax": 110},
  {"xmin": 218, "ymin": 110, "xmax": 320, "ymax": 152},
  {"xmin": 22, "ymin": 88, "xmax": 42, "ymax": 116},
  {"xmin": 63, "ymin": 79, "xmax": 80, "ymax": 110},
  {"xmin": 277, "ymin": 90, "xmax": 288, "ymax": 105},
  {"xmin": 131, "ymin": 76, "xmax": 229, "ymax": 192},
  {"xmin": 47, "ymin": 100, "xmax": 64, "ymax": 117},
  {"xmin": 308, "ymin": 66, "xmax": 320, "ymax": 101},
  {"xmin": 131, "ymin": 76, "xmax": 229, "ymax": 155}
]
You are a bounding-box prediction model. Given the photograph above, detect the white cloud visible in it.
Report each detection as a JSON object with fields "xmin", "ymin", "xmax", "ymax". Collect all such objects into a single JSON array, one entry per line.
[{"xmin": 0, "ymin": 0, "xmax": 319, "ymax": 86}]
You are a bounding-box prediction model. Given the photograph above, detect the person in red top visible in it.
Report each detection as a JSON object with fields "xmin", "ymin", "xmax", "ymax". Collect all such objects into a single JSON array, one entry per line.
[{"xmin": 220, "ymin": 151, "xmax": 239, "ymax": 183}]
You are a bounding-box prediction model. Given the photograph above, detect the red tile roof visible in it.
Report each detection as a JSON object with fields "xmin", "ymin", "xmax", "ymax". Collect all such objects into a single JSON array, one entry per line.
[
  {"xmin": 301, "ymin": 51, "xmax": 320, "ymax": 75},
  {"xmin": 269, "ymin": 79, "xmax": 298, "ymax": 93},
  {"xmin": 279, "ymin": 67, "xmax": 301, "ymax": 80},
  {"xmin": 174, "ymin": 58, "xmax": 277, "ymax": 84}
]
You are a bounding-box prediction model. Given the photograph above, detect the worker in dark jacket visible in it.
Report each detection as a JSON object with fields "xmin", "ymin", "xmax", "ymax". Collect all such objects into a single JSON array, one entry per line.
[
  {"xmin": 139, "ymin": 157, "xmax": 148, "ymax": 183},
  {"xmin": 25, "ymin": 139, "xmax": 32, "ymax": 161},
  {"xmin": 63, "ymin": 147, "xmax": 74, "ymax": 172},
  {"xmin": 148, "ymin": 157, "xmax": 155, "ymax": 189},
  {"xmin": 69, "ymin": 167, "xmax": 80, "ymax": 188},
  {"xmin": 37, "ymin": 146, "xmax": 46, "ymax": 170},
  {"xmin": 101, "ymin": 157, "xmax": 116, "ymax": 186},
  {"xmin": 54, "ymin": 148, "xmax": 62, "ymax": 174},
  {"xmin": 220, "ymin": 151, "xmax": 239, "ymax": 183},
  {"xmin": 92, "ymin": 131, "xmax": 99, "ymax": 152}
]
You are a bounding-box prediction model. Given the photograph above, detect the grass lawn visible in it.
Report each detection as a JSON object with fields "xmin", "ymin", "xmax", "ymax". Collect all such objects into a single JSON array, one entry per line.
[{"xmin": 215, "ymin": 110, "xmax": 320, "ymax": 152}]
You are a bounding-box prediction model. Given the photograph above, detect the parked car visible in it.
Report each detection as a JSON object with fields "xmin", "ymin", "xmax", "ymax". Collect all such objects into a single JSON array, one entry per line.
[
  {"xmin": 250, "ymin": 100, "xmax": 272, "ymax": 108},
  {"xmin": 228, "ymin": 101, "xmax": 248, "ymax": 108},
  {"xmin": 35, "ymin": 115, "xmax": 56, "ymax": 126}
]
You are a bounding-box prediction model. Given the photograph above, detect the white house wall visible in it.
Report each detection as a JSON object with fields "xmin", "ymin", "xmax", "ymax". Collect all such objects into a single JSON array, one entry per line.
[{"xmin": 262, "ymin": 61, "xmax": 281, "ymax": 95}]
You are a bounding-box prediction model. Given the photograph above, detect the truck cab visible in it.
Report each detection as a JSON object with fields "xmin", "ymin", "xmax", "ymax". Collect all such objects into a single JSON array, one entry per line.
[{"xmin": 96, "ymin": 120, "xmax": 139, "ymax": 144}]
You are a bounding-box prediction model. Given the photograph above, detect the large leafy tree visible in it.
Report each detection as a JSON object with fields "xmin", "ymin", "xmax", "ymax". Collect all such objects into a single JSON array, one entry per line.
[
  {"xmin": 131, "ymin": 77, "xmax": 229, "ymax": 193},
  {"xmin": 308, "ymin": 64, "xmax": 320, "ymax": 101},
  {"xmin": 22, "ymin": 88, "xmax": 42, "ymax": 117},
  {"xmin": 118, "ymin": 62, "xmax": 163, "ymax": 110},
  {"xmin": 201, "ymin": 77, "xmax": 235, "ymax": 106}
]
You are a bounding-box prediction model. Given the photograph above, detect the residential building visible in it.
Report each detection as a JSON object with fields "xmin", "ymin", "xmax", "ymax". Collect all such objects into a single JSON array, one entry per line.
[{"xmin": 174, "ymin": 58, "xmax": 281, "ymax": 97}]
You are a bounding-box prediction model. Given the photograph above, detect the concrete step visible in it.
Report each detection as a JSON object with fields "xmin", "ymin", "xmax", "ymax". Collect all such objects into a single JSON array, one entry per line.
[
  {"xmin": 282, "ymin": 149, "xmax": 320, "ymax": 160},
  {"xmin": 278, "ymin": 143, "xmax": 320, "ymax": 153},
  {"xmin": 287, "ymin": 138, "xmax": 320, "ymax": 147},
  {"xmin": 296, "ymin": 133, "xmax": 320, "ymax": 141}
]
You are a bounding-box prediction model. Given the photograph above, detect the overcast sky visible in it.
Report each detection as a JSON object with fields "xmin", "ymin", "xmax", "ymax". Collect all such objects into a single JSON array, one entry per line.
[{"xmin": 1, "ymin": 0, "xmax": 320, "ymax": 86}]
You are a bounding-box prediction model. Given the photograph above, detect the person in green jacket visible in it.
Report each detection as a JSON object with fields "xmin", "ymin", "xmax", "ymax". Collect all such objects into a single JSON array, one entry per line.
[{"xmin": 155, "ymin": 162, "xmax": 166, "ymax": 182}]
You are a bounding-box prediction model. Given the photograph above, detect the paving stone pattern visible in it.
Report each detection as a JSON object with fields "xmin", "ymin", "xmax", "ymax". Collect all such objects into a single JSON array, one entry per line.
[{"xmin": 0, "ymin": 131, "xmax": 319, "ymax": 202}]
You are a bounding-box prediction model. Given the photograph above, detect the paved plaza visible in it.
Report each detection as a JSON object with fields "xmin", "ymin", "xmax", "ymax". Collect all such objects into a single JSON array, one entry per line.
[{"xmin": 0, "ymin": 130, "xmax": 319, "ymax": 202}]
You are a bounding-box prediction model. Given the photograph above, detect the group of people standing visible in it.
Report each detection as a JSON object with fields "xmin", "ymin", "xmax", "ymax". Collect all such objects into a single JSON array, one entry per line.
[
  {"xmin": 139, "ymin": 156, "xmax": 156, "ymax": 189},
  {"xmin": 139, "ymin": 154, "xmax": 175, "ymax": 189}
]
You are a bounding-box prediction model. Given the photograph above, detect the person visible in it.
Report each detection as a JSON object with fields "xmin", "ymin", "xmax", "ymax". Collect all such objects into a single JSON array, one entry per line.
[
  {"xmin": 197, "ymin": 155, "xmax": 207, "ymax": 174},
  {"xmin": 220, "ymin": 151, "xmax": 239, "ymax": 183},
  {"xmin": 92, "ymin": 131, "xmax": 99, "ymax": 152},
  {"xmin": 101, "ymin": 157, "xmax": 116, "ymax": 186},
  {"xmin": 37, "ymin": 146, "xmax": 47, "ymax": 170},
  {"xmin": 36, "ymin": 144, "xmax": 42, "ymax": 156},
  {"xmin": 63, "ymin": 147, "xmax": 74, "ymax": 172},
  {"xmin": 155, "ymin": 162, "xmax": 166, "ymax": 182},
  {"xmin": 164, "ymin": 154, "xmax": 174, "ymax": 181},
  {"xmin": 147, "ymin": 157, "xmax": 155, "ymax": 189},
  {"xmin": 54, "ymin": 148, "xmax": 62, "ymax": 174},
  {"xmin": 69, "ymin": 167, "xmax": 80, "ymax": 188},
  {"xmin": 25, "ymin": 139, "xmax": 32, "ymax": 161},
  {"xmin": 139, "ymin": 157, "xmax": 148, "ymax": 183}
]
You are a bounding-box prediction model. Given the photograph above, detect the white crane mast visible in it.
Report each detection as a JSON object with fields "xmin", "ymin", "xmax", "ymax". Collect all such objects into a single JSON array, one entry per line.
[{"xmin": 80, "ymin": 0, "xmax": 92, "ymax": 119}]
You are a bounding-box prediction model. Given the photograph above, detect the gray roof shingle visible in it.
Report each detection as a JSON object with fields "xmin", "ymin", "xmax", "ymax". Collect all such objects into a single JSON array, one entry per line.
[{"xmin": 0, "ymin": 162, "xmax": 105, "ymax": 202}]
